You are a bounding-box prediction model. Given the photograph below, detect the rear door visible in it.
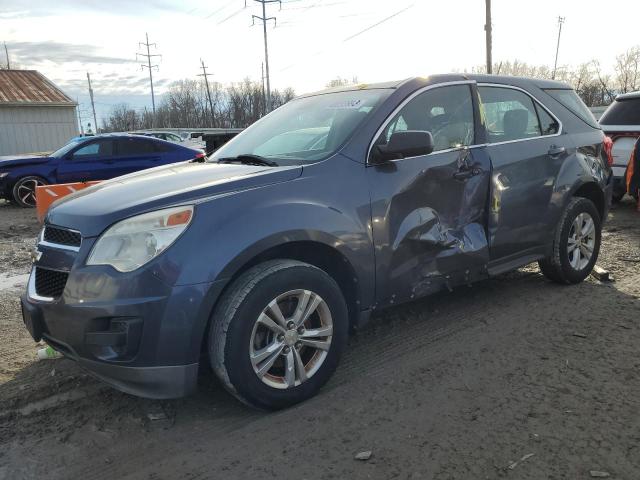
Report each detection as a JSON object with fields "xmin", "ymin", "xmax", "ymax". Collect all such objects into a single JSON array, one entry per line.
[
  {"xmin": 367, "ymin": 82, "xmax": 492, "ymax": 306},
  {"xmin": 56, "ymin": 138, "xmax": 117, "ymax": 183},
  {"xmin": 111, "ymin": 137, "xmax": 162, "ymax": 177},
  {"xmin": 478, "ymin": 84, "xmax": 567, "ymax": 264}
]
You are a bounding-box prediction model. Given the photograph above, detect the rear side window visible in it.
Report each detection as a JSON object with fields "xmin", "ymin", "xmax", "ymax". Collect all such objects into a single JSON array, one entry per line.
[
  {"xmin": 544, "ymin": 88, "xmax": 598, "ymax": 128},
  {"xmin": 153, "ymin": 141, "xmax": 173, "ymax": 152},
  {"xmin": 478, "ymin": 86, "xmax": 544, "ymax": 142},
  {"xmin": 599, "ymin": 98, "xmax": 640, "ymax": 125},
  {"xmin": 117, "ymin": 138, "xmax": 156, "ymax": 155}
]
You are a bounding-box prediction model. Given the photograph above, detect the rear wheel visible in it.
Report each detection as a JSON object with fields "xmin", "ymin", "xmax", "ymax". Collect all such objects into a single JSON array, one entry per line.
[
  {"xmin": 539, "ymin": 197, "xmax": 601, "ymax": 284},
  {"xmin": 209, "ymin": 259, "xmax": 348, "ymax": 410},
  {"xmin": 12, "ymin": 176, "xmax": 47, "ymax": 208}
]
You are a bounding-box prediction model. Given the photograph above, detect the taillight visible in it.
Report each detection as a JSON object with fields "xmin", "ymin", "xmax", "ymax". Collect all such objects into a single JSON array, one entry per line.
[
  {"xmin": 603, "ymin": 136, "xmax": 613, "ymax": 166},
  {"xmin": 194, "ymin": 152, "xmax": 206, "ymax": 160}
]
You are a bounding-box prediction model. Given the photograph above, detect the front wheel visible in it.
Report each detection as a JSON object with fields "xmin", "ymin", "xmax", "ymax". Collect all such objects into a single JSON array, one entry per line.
[
  {"xmin": 209, "ymin": 259, "xmax": 348, "ymax": 410},
  {"xmin": 12, "ymin": 176, "xmax": 48, "ymax": 208},
  {"xmin": 539, "ymin": 197, "xmax": 602, "ymax": 284}
]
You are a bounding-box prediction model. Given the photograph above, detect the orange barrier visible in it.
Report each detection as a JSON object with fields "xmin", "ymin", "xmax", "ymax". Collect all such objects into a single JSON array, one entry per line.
[{"xmin": 36, "ymin": 181, "xmax": 101, "ymax": 223}]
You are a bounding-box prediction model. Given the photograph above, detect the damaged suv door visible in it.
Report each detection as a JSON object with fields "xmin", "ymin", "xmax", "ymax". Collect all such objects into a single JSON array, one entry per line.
[{"xmin": 367, "ymin": 82, "xmax": 491, "ymax": 306}]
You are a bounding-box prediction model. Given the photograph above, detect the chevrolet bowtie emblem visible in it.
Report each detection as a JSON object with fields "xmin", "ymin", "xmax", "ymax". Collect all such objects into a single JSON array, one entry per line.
[{"xmin": 31, "ymin": 249, "xmax": 42, "ymax": 263}]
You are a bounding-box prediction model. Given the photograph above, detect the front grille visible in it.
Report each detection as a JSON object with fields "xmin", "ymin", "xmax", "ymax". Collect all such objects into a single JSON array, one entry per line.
[
  {"xmin": 35, "ymin": 267, "xmax": 68, "ymax": 298},
  {"xmin": 43, "ymin": 226, "xmax": 81, "ymax": 248}
]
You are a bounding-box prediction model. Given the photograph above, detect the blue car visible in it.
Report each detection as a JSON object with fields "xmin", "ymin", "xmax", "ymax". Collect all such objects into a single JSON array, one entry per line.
[
  {"xmin": 0, "ymin": 134, "xmax": 204, "ymax": 207},
  {"xmin": 21, "ymin": 75, "xmax": 611, "ymax": 409}
]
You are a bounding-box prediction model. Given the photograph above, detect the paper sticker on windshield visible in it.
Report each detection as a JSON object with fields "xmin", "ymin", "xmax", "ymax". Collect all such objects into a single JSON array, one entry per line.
[{"xmin": 326, "ymin": 99, "xmax": 363, "ymax": 110}]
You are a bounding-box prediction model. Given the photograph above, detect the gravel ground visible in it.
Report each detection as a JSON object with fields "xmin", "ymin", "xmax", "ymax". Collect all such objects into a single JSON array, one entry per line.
[{"xmin": 0, "ymin": 198, "xmax": 638, "ymax": 480}]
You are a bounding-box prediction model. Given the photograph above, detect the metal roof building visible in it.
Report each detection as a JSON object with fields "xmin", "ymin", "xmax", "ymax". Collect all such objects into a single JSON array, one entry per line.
[{"xmin": 0, "ymin": 70, "xmax": 78, "ymax": 156}]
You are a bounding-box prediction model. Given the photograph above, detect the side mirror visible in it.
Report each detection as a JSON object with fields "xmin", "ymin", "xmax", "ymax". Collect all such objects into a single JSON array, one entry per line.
[{"xmin": 371, "ymin": 130, "xmax": 434, "ymax": 163}]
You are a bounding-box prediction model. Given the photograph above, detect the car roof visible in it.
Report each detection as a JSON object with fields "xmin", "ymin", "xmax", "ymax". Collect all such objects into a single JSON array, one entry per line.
[
  {"xmin": 615, "ymin": 90, "xmax": 640, "ymax": 100},
  {"xmin": 88, "ymin": 133, "xmax": 163, "ymax": 140},
  {"xmin": 298, "ymin": 74, "xmax": 572, "ymax": 99}
]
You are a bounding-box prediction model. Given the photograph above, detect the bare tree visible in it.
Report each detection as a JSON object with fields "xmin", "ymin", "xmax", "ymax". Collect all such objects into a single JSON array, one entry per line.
[
  {"xmin": 470, "ymin": 58, "xmax": 615, "ymax": 106},
  {"xmin": 103, "ymin": 79, "xmax": 295, "ymax": 131},
  {"xmin": 614, "ymin": 46, "xmax": 640, "ymax": 94}
]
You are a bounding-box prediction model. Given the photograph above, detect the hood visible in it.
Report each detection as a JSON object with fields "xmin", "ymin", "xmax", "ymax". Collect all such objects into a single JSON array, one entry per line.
[
  {"xmin": 0, "ymin": 155, "xmax": 52, "ymax": 168},
  {"xmin": 46, "ymin": 161, "xmax": 302, "ymax": 236}
]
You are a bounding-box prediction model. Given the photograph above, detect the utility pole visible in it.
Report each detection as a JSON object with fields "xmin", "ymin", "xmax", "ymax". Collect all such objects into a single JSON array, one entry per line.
[
  {"xmin": 248, "ymin": 0, "xmax": 281, "ymax": 111},
  {"xmin": 86, "ymin": 72, "xmax": 99, "ymax": 134},
  {"xmin": 76, "ymin": 99, "xmax": 84, "ymax": 136},
  {"xmin": 484, "ymin": 0, "xmax": 492, "ymax": 74},
  {"xmin": 137, "ymin": 33, "xmax": 161, "ymax": 126},
  {"xmin": 552, "ymin": 16, "xmax": 565, "ymax": 80},
  {"xmin": 198, "ymin": 59, "xmax": 216, "ymax": 127},
  {"xmin": 261, "ymin": 62, "xmax": 266, "ymax": 115},
  {"xmin": 3, "ymin": 42, "xmax": 9, "ymax": 69}
]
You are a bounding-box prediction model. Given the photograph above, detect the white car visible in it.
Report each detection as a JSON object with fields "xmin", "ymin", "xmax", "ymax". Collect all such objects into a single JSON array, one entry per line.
[{"xmin": 599, "ymin": 91, "xmax": 640, "ymax": 201}]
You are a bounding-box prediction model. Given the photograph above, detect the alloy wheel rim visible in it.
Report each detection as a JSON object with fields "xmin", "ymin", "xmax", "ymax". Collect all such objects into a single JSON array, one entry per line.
[
  {"xmin": 567, "ymin": 212, "xmax": 595, "ymax": 271},
  {"xmin": 16, "ymin": 179, "xmax": 43, "ymax": 207},
  {"xmin": 249, "ymin": 289, "xmax": 333, "ymax": 389}
]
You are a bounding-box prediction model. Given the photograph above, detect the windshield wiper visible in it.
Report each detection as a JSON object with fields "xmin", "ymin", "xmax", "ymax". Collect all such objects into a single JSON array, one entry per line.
[{"xmin": 217, "ymin": 154, "xmax": 279, "ymax": 167}]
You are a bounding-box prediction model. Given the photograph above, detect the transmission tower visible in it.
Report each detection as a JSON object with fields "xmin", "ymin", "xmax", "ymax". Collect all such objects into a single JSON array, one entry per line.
[
  {"xmin": 247, "ymin": 0, "xmax": 281, "ymax": 112},
  {"xmin": 137, "ymin": 33, "xmax": 161, "ymax": 126}
]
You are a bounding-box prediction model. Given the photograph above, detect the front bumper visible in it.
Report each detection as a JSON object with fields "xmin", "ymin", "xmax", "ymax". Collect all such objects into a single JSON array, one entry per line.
[{"xmin": 22, "ymin": 248, "xmax": 226, "ymax": 398}]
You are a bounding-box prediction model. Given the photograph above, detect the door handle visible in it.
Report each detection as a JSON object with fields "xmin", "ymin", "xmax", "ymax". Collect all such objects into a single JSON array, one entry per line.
[
  {"xmin": 548, "ymin": 145, "xmax": 566, "ymax": 157},
  {"xmin": 453, "ymin": 167, "xmax": 482, "ymax": 181}
]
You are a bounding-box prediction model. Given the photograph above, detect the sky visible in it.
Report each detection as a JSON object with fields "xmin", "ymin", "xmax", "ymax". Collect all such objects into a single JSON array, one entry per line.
[{"xmin": 2, "ymin": 0, "xmax": 639, "ymax": 128}]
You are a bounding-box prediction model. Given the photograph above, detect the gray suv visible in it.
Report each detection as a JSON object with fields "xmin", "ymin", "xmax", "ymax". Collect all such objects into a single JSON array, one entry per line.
[{"xmin": 22, "ymin": 75, "xmax": 612, "ymax": 410}]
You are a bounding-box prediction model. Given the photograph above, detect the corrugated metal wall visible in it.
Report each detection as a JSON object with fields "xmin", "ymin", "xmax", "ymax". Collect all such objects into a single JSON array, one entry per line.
[{"xmin": 0, "ymin": 106, "xmax": 79, "ymax": 155}]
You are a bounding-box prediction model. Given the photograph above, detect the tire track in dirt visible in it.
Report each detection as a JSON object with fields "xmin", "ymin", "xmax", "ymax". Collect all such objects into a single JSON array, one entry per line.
[{"xmin": 65, "ymin": 271, "xmax": 546, "ymax": 480}]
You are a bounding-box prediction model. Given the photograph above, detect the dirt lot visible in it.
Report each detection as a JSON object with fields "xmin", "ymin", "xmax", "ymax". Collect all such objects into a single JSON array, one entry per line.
[{"xmin": 0, "ymin": 198, "xmax": 639, "ymax": 480}]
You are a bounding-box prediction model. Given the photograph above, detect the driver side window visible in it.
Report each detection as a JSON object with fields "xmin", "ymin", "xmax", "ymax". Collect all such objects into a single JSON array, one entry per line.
[
  {"xmin": 378, "ymin": 84, "xmax": 475, "ymax": 152},
  {"xmin": 72, "ymin": 140, "xmax": 114, "ymax": 159}
]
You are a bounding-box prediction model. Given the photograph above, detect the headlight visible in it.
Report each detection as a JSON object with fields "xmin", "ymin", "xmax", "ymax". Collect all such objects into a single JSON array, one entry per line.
[
  {"xmin": 0, "ymin": 172, "xmax": 9, "ymax": 179},
  {"xmin": 87, "ymin": 206, "xmax": 193, "ymax": 272}
]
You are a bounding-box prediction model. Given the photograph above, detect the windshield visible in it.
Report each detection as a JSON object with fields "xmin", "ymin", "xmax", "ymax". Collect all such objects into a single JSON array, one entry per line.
[
  {"xmin": 51, "ymin": 137, "xmax": 87, "ymax": 158},
  {"xmin": 210, "ymin": 89, "xmax": 390, "ymax": 165},
  {"xmin": 600, "ymin": 97, "xmax": 640, "ymax": 125}
]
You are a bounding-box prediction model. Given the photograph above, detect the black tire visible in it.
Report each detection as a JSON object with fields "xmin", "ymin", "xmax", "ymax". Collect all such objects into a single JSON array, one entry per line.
[
  {"xmin": 538, "ymin": 197, "xmax": 602, "ymax": 284},
  {"xmin": 12, "ymin": 176, "xmax": 47, "ymax": 208},
  {"xmin": 209, "ymin": 259, "xmax": 349, "ymax": 410}
]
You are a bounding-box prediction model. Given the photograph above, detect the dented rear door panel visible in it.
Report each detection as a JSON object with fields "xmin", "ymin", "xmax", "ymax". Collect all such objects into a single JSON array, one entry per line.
[{"xmin": 367, "ymin": 147, "xmax": 491, "ymax": 307}]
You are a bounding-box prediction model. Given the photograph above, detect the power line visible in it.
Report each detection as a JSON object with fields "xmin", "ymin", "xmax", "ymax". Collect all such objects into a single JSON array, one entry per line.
[
  {"xmin": 136, "ymin": 33, "xmax": 161, "ymax": 126},
  {"xmin": 342, "ymin": 4, "xmax": 413, "ymax": 42},
  {"xmin": 552, "ymin": 16, "xmax": 565, "ymax": 79},
  {"xmin": 198, "ymin": 59, "xmax": 216, "ymax": 126},
  {"xmin": 247, "ymin": 0, "xmax": 281, "ymax": 111},
  {"xmin": 280, "ymin": 3, "xmax": 412, "ymax": 73},
  {"xmin": 206, "ymin": 0, "xmax": 236, "ymax": 19}
]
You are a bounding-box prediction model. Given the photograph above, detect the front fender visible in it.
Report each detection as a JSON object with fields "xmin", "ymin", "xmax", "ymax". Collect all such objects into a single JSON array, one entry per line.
[{"xmin": 154, "ymin": 156, "xmax": 374, "ymax": 307}]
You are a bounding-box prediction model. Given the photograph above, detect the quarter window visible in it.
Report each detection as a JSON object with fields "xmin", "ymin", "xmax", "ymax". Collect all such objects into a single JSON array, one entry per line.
[
  {"xmin": 478, "ymin": 86, "xmax": 555, "ymax": 142},
  {"xmin": 375, "ymin": 84, "xmax": 475, "ymax": 153},
  {"xmin": 536, "ymin": 103, "xmax": 560, "ymax": 135}
]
